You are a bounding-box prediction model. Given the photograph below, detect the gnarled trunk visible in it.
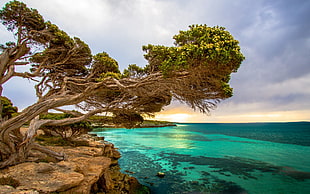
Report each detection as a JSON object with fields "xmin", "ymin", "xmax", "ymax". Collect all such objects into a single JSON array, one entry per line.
[
  {"xmin": 0, "ymin": 116, "xmax": 64, "ymax": 168},
  {"xmin": 0, "ymin": 104, "xmax": 107, "ymax": 168}
]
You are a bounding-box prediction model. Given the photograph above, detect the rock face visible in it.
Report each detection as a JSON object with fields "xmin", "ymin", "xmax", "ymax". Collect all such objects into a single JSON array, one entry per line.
[
  {"xmin": 0, "ymin": 134, "xmax": 150, "ymax": 194},
  {"xmin": 4, "ymin": 162, "xmax": 84, "ymax": 192}
]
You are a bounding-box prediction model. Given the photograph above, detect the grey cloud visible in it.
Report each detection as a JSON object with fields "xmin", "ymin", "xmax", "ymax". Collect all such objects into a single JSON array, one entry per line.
[
  {"xmin": 0, "ymin": 0, "xmax": 309, "ymax": 121},
  {"xmin": 223, "ymin": 0, "xmax": 310, "ymax": 114}
]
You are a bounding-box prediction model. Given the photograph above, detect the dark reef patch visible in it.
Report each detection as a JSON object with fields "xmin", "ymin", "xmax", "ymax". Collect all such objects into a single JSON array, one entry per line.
[{"xmin": 118, "ymin": 150, "xmax": 251, "ymax": 193}]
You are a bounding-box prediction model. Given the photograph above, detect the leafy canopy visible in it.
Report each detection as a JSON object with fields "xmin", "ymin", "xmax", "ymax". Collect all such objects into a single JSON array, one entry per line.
[
  {"xmin": 143, "ymin": 25, "xmax": 244, "ymax": 75},
  {"xmin": 1, "ymin": 1, "xmax": 245, "ymax": 125},
  {"xmin": 142, "ymin": 25, "xmax": 245, "ymax": 102},
  {"xmin": 92, "ymin": 52, "xmax": 121, "ymax": 80},
  {"xmin": 0, "ymin": 0, "xmax": 45, "ymax": 44}
]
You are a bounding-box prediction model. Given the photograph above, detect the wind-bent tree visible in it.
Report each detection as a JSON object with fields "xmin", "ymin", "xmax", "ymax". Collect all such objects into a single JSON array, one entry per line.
[{"xmin": 0, "ymin": 0, "xmax": 244, "ymax": 168}]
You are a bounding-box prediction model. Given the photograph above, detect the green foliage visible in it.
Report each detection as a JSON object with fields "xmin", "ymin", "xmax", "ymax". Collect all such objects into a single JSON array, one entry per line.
[
  {"xmin": 142, "ymin": 45, "xmax": 173, "ymax": 73},
  {"xmin": 1, "ymin": 1, "xmax": 92, "ymax": 80},
  {"xmin": 92, "ymin": 52, "xmax": 120, "ymax": 76},
  {"xmin": 123, "ymin": 64, "xmax": 146, "ymax": 78},
  {"xmin": 112, "ymin": 113, "xmax": 144, "ymax": 129},
  {"xmin": 40, "ymin": 113, "xmax": 92, "ymax": 139},
  {"xmin": 89, "ymin": 115, "xmax": 112, "ymax": 122},
  {"xmin": 35, "ymin": 134, "xmax": 89, "ymax": 147},
  {"xmin": 1, "ymin": 96, "xmax": 18, "ymax": 119},
  {"xmin": 45, "ymin": 21, "xmax": 73, "ymax": 47},
  {"xmin": 143, "ymin": 24, "xmax": 244, "ymax": 75},
  {"xmin": 138, "ymin": 95, "xmax": 172, "ymax": 113},
  {"xmin": 142, "ymin": 120, "xmax": 175, "ymax": 126},
  {"xmin": 40, "ymin": 113, "xmax": 92, "ymax": 127},
  {"xmin": 0, "ymin": 176, "xmax": 20, "ymax": 188},
  {"xmin": 39, "ymin": 113, "xmax": 68, "ymax": 120},
  {"xmin": 31, "ymin": 31, "xmax": 92, "ymax": 78},
  {"xmin": 99, "ymin": 72, "xmax": 121, "ymax": 80},
  {"xmin": 173, "ymin": 25, "xmax": 244, "ymax": 70},
  {"xmin": 1, "ymin": 0, "xmax": 244, "ymax": 132},
  {"xmin": 143, "ymin": 24, "xmax": 245, "ymax": 99},
  {"xmin": 0, "ymin": 0, "xmax": 45, "ymax": 43}
]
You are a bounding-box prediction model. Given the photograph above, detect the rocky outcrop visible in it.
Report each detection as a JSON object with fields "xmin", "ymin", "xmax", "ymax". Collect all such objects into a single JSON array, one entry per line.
[
  {"xmin": 2, "ymin": 162, "xmax": 84, "ymax": 193},
  {"xmin": 0, "ymin": 134, "xmax": 149, "ymax": 194}
]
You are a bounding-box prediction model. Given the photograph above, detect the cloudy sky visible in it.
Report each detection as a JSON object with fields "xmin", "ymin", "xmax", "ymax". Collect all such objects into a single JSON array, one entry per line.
[{"xmin": 1, "ymin": 0, "xmax": 309, "ymax": 123}]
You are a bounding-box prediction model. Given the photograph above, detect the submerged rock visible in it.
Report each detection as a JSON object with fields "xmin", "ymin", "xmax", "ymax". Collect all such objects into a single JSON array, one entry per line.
[{"xmin": 156, "ymin": 172, "xmax": 165, "ymax": 177}]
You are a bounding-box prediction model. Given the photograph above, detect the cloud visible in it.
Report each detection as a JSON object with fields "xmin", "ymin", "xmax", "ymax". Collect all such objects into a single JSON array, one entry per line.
[
  {"xmin": 221, "ymin": 0, "xmax": 310, "ymax": 118},
  {"xmin": 1, "ymin": 0, "xmax": 309, "ymax": 122},
  {"xmin": 18, "ymin": 0, "xmax": 190, "ymax": 67}
]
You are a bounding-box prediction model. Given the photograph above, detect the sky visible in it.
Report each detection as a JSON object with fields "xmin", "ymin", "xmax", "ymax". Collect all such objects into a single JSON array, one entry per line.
[{"xmin": 1, "ymin": 0, "xmax": 310, "ymax": 123}]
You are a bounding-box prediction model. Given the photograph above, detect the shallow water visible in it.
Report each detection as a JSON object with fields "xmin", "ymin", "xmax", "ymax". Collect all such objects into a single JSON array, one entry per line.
[{"xmin": 91, "ymin": 122, "xmax": 310, "ymax": 194}]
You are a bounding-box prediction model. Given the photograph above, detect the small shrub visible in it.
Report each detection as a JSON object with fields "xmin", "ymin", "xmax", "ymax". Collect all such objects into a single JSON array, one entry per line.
[
  {"xmin": 39, "ymin": 113, "xmax": 93, "ymax": 140},
  {"xmin": 35, "ymin": 135, "xmax": 70, "ymax": 146},
  {"xmin": 35, "ymin": 134, "xmax": 89, "ymax": 147}
]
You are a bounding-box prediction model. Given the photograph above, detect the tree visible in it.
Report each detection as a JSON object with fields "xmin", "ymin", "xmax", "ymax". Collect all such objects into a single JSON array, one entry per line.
[
  {"xmin": 0, "ymin": 1, "xmax": 244, "ymax": 168},
  {"xmin": 39, "ymin": 113, "xmax": 92, "ymax": 140},
  {"xmin": 0, "ymin": 96, "xmax": 18, "ymax": 120}
]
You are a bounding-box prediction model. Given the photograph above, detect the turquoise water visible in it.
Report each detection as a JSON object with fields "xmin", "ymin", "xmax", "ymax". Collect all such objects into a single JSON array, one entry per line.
[{"xmin": 91, "ymin": 122, "xmax": 310, "ymax": 194}]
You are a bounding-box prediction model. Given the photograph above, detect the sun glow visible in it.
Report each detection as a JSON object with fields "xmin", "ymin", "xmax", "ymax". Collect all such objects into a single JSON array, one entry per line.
[
  {"xmin": 154, "ymin": 113, "xmax": 192, "ymax": 123},
  {"xmin": 151, "ymin": 104, "xmax": 310, "ymax": 123}
]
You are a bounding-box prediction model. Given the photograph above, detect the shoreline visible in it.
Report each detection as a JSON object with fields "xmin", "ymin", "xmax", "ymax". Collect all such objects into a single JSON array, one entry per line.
[
  {"xmin": 91, "ymin": 123, "xmax": 177, "ymax": 129},
  {"xmin": 0, "ymin": 133, "xmax": 150, "ymax": 194}
]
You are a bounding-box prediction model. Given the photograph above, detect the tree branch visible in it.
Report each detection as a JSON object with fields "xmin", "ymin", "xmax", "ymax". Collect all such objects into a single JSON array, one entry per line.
[
  {"xmin": 42, "ymin": 108, "xmax": 108, "ymax": 127},
  {"xmin": 0, "ymin": 65, "xmax": 15, "ymax": 84}
]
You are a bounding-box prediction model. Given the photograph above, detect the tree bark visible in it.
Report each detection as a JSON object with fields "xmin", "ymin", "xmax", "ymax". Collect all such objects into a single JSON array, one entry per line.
[{"xmin": 0, "ymin": 93, "xmax": 108, "ymax": 168}]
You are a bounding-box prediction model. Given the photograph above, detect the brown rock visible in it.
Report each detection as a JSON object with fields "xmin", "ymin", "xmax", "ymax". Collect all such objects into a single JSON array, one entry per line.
[
  {"xmin": 0, "ymin": 185, "xmax": 18, "ymax": 194},
  {"xmin": 0, "ymin": 134, "xmax": 150, "ymax": 194},
  {"xmin": 0, "ymin": 185, "xmax": 39, "ymax": 194},
  {"xmin": 4, "ymin": 162, "xmax": 84, "ymax": 192},
  {"xmin": 64, "ymin": 156, "xmax": 111, "ymax": 193}
]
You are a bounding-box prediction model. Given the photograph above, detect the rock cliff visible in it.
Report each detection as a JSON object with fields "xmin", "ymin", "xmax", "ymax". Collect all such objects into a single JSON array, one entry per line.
[{"xmin": 0, "ymin": 134, "xmax": 150, "ymax": 194}]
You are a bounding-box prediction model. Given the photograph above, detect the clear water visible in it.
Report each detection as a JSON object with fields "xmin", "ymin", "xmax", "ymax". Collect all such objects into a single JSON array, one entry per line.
[{"xmin": 91, "ymin": 122, "xmax": 310, "ymax": 194}]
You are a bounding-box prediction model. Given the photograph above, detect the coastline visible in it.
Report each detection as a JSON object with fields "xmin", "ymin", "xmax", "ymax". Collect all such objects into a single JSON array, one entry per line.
[
  {"xmin": 91, "ymin": 121, "xmax": 177, "ymax": 129},
  {"xmin": 0, "ymin": 133, "xmax": 150, "ymax": 194},
  {"xmin": 92, "ymin": 122, "xmax": 310, "ymax": 193}
]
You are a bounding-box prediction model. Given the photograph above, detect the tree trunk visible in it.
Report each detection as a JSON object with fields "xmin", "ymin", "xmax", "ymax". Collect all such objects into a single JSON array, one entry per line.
[
  {"xmin": 0, "ymin": 104, "xmax": 106, "ymax": 168},
  {"xmin": 0, "ymin": 127, "xmax": 28, "ymax": 168},
  {"xmin": 0, "ymin": 116, "xmax": 65, "ymax": 168}
]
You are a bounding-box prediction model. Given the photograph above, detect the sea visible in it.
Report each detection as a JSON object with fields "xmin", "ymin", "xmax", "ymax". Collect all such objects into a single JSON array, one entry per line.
[{"xmin": 91, "ymin": 122, "xmax": 310, "ymax": 194}]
